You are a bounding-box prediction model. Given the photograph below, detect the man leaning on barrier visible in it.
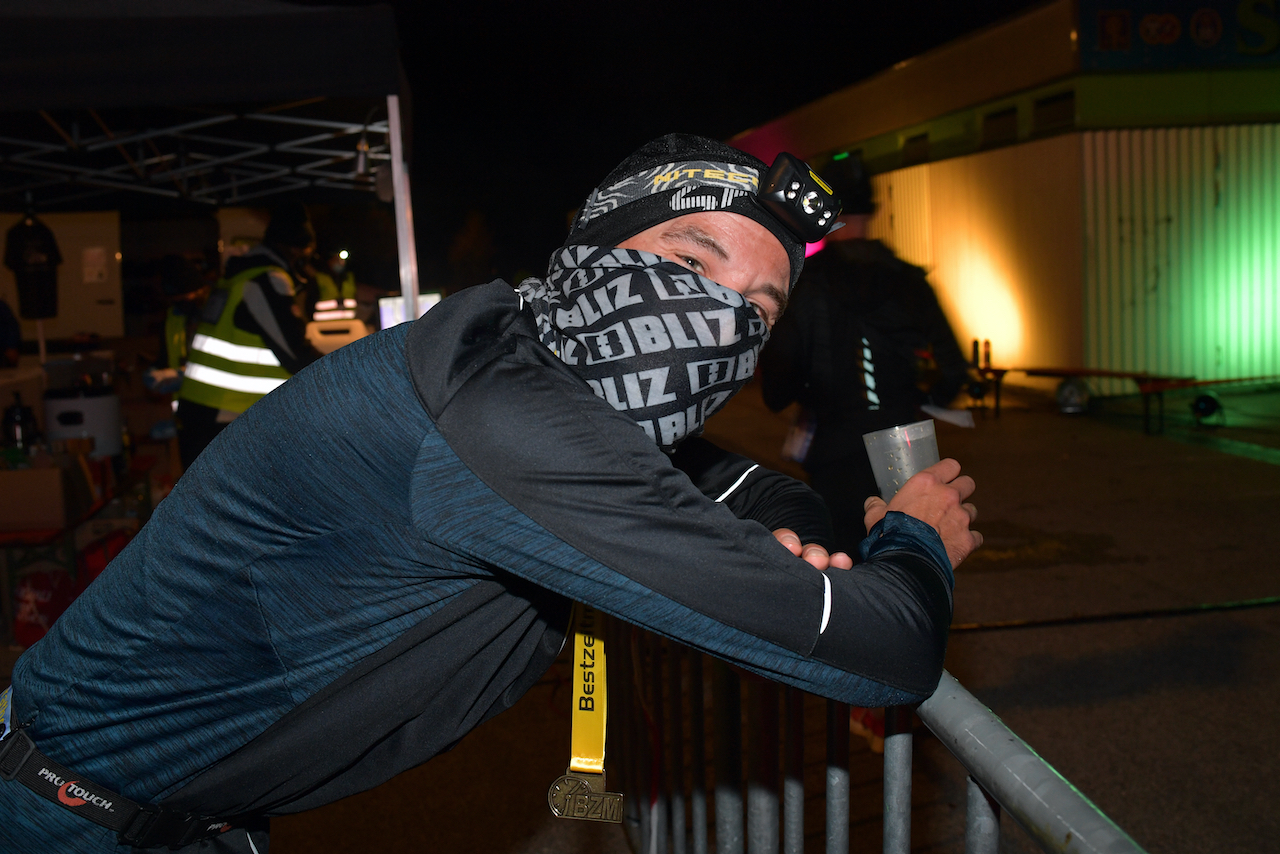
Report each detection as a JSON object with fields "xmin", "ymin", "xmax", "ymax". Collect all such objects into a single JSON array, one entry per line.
[{"xmin": 0, "ymin": 134, "xmax": 981, "ymax": 853}]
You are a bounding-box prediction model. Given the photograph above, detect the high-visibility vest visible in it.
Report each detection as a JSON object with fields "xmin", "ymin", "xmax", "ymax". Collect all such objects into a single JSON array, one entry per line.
[
  {"xmin": 312, "ymin": 270, "xmax": 357, "ymax": 320},
  {"xmin": 176, "ymin": 266, "xmax": 293, "ymax": 414}
]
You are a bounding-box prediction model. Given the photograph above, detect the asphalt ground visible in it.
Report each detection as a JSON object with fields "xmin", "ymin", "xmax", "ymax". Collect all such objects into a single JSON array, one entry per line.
[{"xmin": 5, "ymin": 377, "xmax": 1279, "ymax": 853}]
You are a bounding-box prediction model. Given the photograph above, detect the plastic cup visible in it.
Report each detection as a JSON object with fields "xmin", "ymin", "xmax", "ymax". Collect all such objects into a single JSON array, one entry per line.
[{"xmin": 862, "ymin": 419, "xmax": 939, "ymax": 501}]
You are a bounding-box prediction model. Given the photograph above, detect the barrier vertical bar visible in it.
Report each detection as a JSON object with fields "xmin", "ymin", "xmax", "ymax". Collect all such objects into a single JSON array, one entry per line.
[
  {"xmin": 825, "ymin": 701, "xmax": 850, "ymax": 854},
  {"xmin": 713, "ymin": 662, "xmax": 743, "ymax": 854},
  {"xmin": 651, "ymin": 634, "xmax": 669, "ymax": 854},
  {"xmin": 882, "ymin": 706, "xmax": 913, "ymax": 854},
  {"xmin": 669, "ymin": 644, "xmax": 687, "ymax": 854},
  {"xmin": 964, "ymin": 776, "xmax": 1000, "ymax": 854},
  {"xmin": 635, "ymin": 630, "xmax": 654, "ymax": 853},
  {"xmin": 782, "ymin": 688, "xmax": 805, "ymax": 854},
  {"xmin": 621, "ymin": 625, "xmax": 648, "ymax": 852},
  {"xmin": 746, "ymin": 681, "xmax": 780, "ymax": 854},
  {"xmin": 690, "ymin": 653, "xmax": 709, "ymax": 854}
]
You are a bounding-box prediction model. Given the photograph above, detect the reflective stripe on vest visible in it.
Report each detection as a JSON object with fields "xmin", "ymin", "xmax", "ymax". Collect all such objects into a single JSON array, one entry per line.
[
  {"xmin": 184, "ymin": 363, "xmax": 288, "ymax": 396},
  {"xmin": 313, "ymin": 298, "xmax": 357, "ymax": 321},
  {"xmin": 190, "ymin": 333, "xmax": 282, "ymax": 367}
]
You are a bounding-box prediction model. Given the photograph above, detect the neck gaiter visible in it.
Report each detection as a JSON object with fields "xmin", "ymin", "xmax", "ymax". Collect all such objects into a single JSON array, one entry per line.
[{"xmin": 519, "ymin": 244, "xmax": 768, "ymax": 452}]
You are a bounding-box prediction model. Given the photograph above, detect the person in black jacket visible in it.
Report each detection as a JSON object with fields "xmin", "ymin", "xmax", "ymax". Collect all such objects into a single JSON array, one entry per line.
[
  {"xmin": 761, "ymin": 155, "xmax": 971, "ymax": 554},
  {"xmin": 0, "ymin": 135, "xmax": 980, "ymax": 854}
]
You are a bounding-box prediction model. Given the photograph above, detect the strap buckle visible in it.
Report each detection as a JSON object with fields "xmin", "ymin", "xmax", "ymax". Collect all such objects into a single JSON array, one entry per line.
[
  {"xmin": 118, "ymin": 804, "xmax": 162, "ymax": 848},
  {"xmin": 0, "ymin": 729, "xmax": 37, "ymax": 782},
  {"xmin": 118, "ymin": 803, "xmax": 230, "ymax": 849}
]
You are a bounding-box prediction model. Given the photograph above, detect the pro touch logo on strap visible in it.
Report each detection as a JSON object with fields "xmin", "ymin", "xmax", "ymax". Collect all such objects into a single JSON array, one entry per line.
[
  {"xmin": 41, "ymin": 770, "xmax": 116, "ymax": 812},
  {"xmin": 0, "ymin": 726, "xmax": 235, "ymax": 848},
  {"xmin": 0, "ymin": 686, "xmax": 11, "ymax": 741}
]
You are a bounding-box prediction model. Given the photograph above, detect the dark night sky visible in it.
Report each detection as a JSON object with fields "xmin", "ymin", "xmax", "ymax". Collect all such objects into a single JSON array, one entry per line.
[{"xmin": 306, "ymin": 0, "xmax": 1048, "ymax": 284}]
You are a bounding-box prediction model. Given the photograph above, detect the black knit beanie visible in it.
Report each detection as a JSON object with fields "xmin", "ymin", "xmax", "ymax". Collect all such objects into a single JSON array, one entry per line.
[
  {"xmin": 566, "ymin": 134, "xmax": 808, "ymax": 287},
  {"xmin": 820, "ymin": 155, "xmax": 876, "ymax": 215}
]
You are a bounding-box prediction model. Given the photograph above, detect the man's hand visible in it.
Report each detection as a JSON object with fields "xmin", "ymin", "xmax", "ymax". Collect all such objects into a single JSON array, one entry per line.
[
  {"xmin": 862, "ymin": 458, "xmax": 981, "ymax": 570},
  {"xmin": 773, "ymin": 528, "xmax": 855, "ymax": 571}
]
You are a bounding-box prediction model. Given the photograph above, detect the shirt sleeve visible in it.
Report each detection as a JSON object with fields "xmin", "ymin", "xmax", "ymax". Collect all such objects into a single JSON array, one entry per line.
[
  {"xmin": 406, "ymin": 286, "xmax": 955, "ymax": 704},
  {"xmin": 669, "ymin": 436, "xmax": 834, "ymax": 550}
]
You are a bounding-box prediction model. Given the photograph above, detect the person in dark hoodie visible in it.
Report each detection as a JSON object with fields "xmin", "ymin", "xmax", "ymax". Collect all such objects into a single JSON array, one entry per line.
[
  {"xmin": 0, "ymin": 135, "xmax": 980, "ymax": 853},
  {"xmin": 760, "ymin": 155, "xmax": 970, "ymax": 554},
  {"xmin": 173, "ymin": 203, "xmax": 324, "ymax": 469}
]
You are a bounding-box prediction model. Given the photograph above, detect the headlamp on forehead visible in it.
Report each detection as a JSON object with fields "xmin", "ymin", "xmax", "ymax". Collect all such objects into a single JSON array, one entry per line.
[{"xmin": 757, "ymin": 152, "xmax": 842, "ymax": 243}]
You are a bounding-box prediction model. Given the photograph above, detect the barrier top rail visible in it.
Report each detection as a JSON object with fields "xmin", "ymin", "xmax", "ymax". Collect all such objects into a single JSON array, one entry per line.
[{"xmin": 917, "ymin": 670, "xmax": 1147, "ymax": 854}]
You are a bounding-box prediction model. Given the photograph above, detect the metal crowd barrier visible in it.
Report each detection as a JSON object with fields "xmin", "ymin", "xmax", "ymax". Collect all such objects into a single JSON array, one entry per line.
[{"xmin": 609, "ymin": 624, "xmax": 1146, "ymax": 854}]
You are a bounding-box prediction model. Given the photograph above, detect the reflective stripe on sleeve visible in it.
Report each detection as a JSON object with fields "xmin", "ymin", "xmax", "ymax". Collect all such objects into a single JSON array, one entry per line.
[
  {"xmin": 820, "ymin": 573, "xmax": 831, "ymax": 634},
  {"xmin": 714, "ymin": 464, "xmax": 759, "ymax": 503},
  {"xmin": 191, "ymin": 333, "xmax": 282, "ymax": 367}
]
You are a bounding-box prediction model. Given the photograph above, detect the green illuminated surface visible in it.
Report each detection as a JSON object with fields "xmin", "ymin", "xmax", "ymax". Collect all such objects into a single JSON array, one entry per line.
[{"xmin": 1082, "ymin": 124, "xmax": 1280, "ymax": 394}]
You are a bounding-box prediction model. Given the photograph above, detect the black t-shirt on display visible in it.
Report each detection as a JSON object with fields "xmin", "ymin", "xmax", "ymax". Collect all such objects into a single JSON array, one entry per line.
[{"xmin": 4, "ymin": 216, "xmax": 62, "ymax": 319}]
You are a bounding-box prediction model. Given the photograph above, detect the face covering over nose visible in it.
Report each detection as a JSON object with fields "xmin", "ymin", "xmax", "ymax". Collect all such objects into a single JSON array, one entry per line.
[{"xmin": 519, "ymin": 244, "xmax": 769, "ymax": 453}]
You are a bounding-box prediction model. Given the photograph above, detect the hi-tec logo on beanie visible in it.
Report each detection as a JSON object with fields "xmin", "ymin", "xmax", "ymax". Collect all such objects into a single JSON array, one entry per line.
[
  {"xmin": 575, "ymin": 160, "xmax": 761, "ymax": 225},
  {"xmin": 566, "ymin": 134, "xmax": 807, "ymax": 288}
]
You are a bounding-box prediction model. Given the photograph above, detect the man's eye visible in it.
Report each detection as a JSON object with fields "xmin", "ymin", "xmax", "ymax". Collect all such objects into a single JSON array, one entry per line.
[
  {"xmin": 751, "ymin": 302, "xmax": 771, "ymax": 324},
  {"xmin": 680, "ymin": 255, "xmax": 703, "ymax": 272}
]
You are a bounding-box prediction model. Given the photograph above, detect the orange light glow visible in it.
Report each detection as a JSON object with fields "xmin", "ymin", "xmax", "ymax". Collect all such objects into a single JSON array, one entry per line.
[{"xmin": 945, "ymin": 250, "xmax": 1025, "ymax": 366}]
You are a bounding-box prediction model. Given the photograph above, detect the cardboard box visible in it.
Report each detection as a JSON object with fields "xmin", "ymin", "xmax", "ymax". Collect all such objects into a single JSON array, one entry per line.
[{"xmin": 0, "ymin": 467, "xmax": 83, "ymax": 531}]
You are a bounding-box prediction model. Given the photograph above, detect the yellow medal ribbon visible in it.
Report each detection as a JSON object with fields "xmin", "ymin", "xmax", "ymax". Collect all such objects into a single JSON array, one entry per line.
[
  {"xmin": 569, "ymin": 602, "xmax": 607, "ymax": 773},
  {"xmin": 548, "ymin": 602, "xmax": 622, "ymax": 822}
]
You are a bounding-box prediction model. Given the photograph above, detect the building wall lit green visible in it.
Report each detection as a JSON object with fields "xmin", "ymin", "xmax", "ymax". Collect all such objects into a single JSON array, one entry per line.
[{"xmin": 1083, "ymin": 123, "xmax": 1280, "ymax": 395}]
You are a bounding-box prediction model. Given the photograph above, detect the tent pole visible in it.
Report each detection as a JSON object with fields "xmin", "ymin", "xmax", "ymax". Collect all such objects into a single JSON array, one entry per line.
[{"xmin": 387, "ymin": 94, "xmax": 420, "ymax": 319}]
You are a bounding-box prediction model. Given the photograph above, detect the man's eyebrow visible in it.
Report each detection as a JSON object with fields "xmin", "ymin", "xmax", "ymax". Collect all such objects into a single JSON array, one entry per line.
[
  {"xmin": 761, "ymin": 282, "xmax": 789, "ymax": 318},
  {"xmin": 660, "ymin": 224, "xmax": 729, "ymax": 261}
]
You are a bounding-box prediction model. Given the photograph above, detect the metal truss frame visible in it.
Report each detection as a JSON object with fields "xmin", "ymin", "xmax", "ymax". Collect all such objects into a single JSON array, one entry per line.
[
  {"xmin": 1, "ymin": 94, "xmax": 420, "ymax": 301},
  {"xmin": 0, "ymin": 101, "xmax": 392, "ymax": 209}
]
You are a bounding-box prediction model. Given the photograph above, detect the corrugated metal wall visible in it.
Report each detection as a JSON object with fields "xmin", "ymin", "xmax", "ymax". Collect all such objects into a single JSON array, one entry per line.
[
  {"xmin": 870, "ymin": 165, "xmax": 933, "ymax": 269},
  {"xmin": 1083, "ymin": 124, "xmax": 1280, "ymax": 395}
]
